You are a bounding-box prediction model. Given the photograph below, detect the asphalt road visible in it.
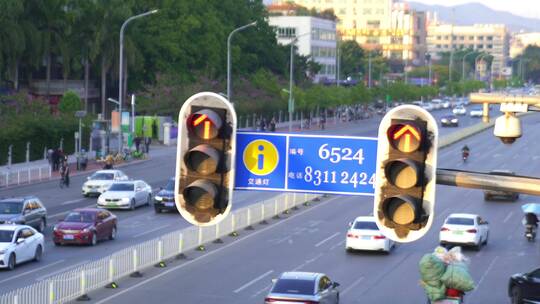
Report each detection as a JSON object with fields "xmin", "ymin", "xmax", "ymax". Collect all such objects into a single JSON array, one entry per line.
[
  {"xmin": 0, "ymin": 105, "xmax": 493, "ymax": 294},
  {"xmin": 77, "ymin": 112, "xmax": 540, "ymax": 304}
]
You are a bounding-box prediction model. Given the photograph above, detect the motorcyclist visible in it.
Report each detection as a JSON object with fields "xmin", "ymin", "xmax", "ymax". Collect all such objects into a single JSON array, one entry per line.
[
  {"xmin": 462, "ymin": 145, "xmax": 470, "ymax": 160},
  {"xmin": 525, "ymin": 212, "xmax": 539, "ymax": 227}
]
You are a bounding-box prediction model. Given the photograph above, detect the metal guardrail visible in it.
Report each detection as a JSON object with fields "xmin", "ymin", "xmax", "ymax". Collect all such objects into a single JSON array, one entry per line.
[
  {"xmin": 0, "ymin": 192, "xmax": 321, "ymax": 304},
  {"xmin": 0, "ymin": 165, "xmax": 52, "ymax": 188}
]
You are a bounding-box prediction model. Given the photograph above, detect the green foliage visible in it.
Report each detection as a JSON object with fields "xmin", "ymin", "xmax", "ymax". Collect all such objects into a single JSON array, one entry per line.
[
  {"xmin": 340, "ymin": 40, "xmax": 365, "ymax": 79},
  {"xmin": 58, "ymin": 90, "xmax": 81, "ymax": 114}
]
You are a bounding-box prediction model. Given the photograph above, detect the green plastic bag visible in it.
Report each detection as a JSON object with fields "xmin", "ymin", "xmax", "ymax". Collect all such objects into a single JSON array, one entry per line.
[
  {"xmin": 422, "ymin": 281, "xmax": 447, "ymax": 301},
  {"xmin": 441, "ymin": 262, "xmax": 475, "ymax": 292},
  {"xmin": 419, "ymin": 254, "xmax": 446, "ymax": 286}
]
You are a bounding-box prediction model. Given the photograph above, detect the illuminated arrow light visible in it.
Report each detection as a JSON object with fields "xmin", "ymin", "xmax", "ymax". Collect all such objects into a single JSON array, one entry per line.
[
  {"xmin": 388, "ymin": 123, "xmax": 422, "ymax": 153},
  {"xmin": 188, "ymin": 110, "xmax": 223, "ymax": 140}
]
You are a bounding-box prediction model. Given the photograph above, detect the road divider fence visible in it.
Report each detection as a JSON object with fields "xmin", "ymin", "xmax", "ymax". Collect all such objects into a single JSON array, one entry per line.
[
  {"xmin": 0, "ymin": 192, "xmax": 321, "ymax": 304},
  {"xmin": 0, "ymin": 165, "xmax": 51, "ymax": 188}
]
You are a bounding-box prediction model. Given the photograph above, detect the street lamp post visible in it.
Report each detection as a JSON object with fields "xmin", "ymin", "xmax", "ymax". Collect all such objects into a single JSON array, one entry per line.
[
  {"xmin": 462, "ymin": 51, "xmax": 476, "ymax": 80},
  {"xmin": 287, "ymin": 32, "xmax": 311, "ymax": 132},
  {"xmin": 118, "ymin": 9, "xmax": 158, "ymax": 153},
  {"xmin": 475, "ymin": 53, "xmax": 489, "ymax": 80},
  {"xmin": 227, "ymin": 21, "xmax": 257, "ymax": 103},
  {"xmin": 131, "ymin": 94, "xmax": 135, "ymax": 133}
]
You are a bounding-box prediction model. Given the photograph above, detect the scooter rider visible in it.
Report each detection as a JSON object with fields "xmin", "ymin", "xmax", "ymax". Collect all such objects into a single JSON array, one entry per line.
[
  {"xmin": 524, "ymin": 212, "xmax": 539, "ymax": 240},
  {"xmin": 462, "ymin": 145, "xmax": 470, "ymax": 159}
]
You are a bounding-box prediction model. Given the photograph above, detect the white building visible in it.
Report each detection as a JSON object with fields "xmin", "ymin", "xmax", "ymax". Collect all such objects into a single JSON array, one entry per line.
[{"xmin": 268, "ymin": 16, "xmax": 337, "ymax": 83}]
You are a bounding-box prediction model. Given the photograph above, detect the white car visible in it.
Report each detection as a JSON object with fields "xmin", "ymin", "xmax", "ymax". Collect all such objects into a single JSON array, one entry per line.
[
  {"xmin": 97, "ymin": 180, "xmax": 152, "ymax": 210},
  {"xmin": 431, "ymin": 99, "xmax": 443, "ymax": 110},
  {"xmin": 82, "ymin": 170, "xmax": 129, "ymax": 197},
  {"xmin": 421, "ymin": 103, "xmax": 434, "ymax": 111},
  {"xmin": 442, "ymin": 101, "xmax": 451, "ymax": 109},
  {"xmin": 439, "ymin": 213, "xmax": 489, "ymax": 250},
  {"xmin": 452, "ymin": 105, "xmax": 466, "ymax": 115},
  {"xmin": 346, "ymin": 216, "xmax": 394, "ymax": 253},
  {"xmin": 469, "ymin": 107, "xmax": 483, "ymax": 117},
  {"xmin": 0, "ymin": 225, "xmax": 44, "ymax": 270}
]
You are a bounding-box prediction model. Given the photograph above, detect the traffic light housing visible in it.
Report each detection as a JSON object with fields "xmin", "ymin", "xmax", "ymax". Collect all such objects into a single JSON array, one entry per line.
[
  {"xmin": 373, "ymin": 105, "xmax": 438, "ymax": 242},
  {"xmin": 175, "ymin": 92, "xmax": 237, "ymax": 226}
]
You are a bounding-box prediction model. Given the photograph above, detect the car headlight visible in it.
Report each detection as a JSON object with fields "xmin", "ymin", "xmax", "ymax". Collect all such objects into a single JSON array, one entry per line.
[
  {"xmin": 82, "ymin": 228, "xmax": 91, "ymax": 233},
  {"xmin": 441, "ymin": 119, "xmax": 448, "ymax": 123},
  {"xmin": 98, "ymin": 197, "xmax": 106, "ymax": 203},
  {"xmin": 154, "ymin": 195, "xmax": 163, "ymax": 201},
  {"xmin": 121, "ymin": 197, "xmax": 131, "ymax": 203},
  {"xmin": 451, "ymin": 119, "xmax": 458, "ymax": 123}
]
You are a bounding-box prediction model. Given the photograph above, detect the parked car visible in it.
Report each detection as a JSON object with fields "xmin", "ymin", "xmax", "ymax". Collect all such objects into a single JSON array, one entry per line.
[
  {"xmin": 442, "ymin": 101, "xmax": 451, "ymax": 109},
  {"xmin": 484, "ymin": 170, "xmax": 519, "ymax": 201},
  {"xmin": 439, "ymin": 213, "xmax": 489, "ymax": 250},
  {"xmin": 421, "ymin": 102, "xmax": 434, "ymax": 111},
  {"xmin": 82, "ymin": 170, "xmax": 129, "ymax": 197},
  {"xmin": 0, "ymin": 197, "xmax": 47, "ymax": 232},
  {"xmin": 469, "ymin": 106, "xmax": 483, "ymax": 117},
  {"xmin": 154, "ymin": 178, "xmax": 176, "ymax": 213},
  {"xmin": 53, "ymin": 208, "xmax": 117, "ymax": 246},
  {"xmin": 508, "ymin": 267, "xmax": 540, "ymax": 304},
  {"xmin": 441, "ymin": 115, "xmax": 459, "ymax": 127},
  {"xmin": 345, "ymin": 216, "xmax": 394, "ymax": 253},
  {"xmin": 431, "ymin": 99, "xmax": 443, "ymax": 110},
  {"xmin": 265, "ymin": 272, "xmax": 340, "ymax": 304},
  {"xmin": 452, "ymin": 105, "xmax": 467, "ymax": 115},
  {"xmin": 97, "ymin": 180, "xmax": 152, "ymax": 210},
  {"xmin": 0, "ymin": 225, "xmax": 44, "ymax": 270}
]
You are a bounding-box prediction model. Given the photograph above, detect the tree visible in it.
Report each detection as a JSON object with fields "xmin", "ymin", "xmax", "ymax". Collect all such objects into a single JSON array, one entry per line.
[
  {"xmin": 58, "ymin": 90, "xmax": 82, "ymax": 114},
  {"xmin": 340, "ymin": 41, "xmax": 365, "ymax": 79}
]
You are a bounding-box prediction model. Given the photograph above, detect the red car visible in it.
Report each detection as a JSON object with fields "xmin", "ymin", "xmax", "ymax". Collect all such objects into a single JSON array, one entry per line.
[{"xmin": 53, "ymin": 208, "xmax": 117, "ymax": 246}]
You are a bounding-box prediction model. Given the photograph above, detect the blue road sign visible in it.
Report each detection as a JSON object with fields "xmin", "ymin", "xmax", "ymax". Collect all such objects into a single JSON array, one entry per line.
[{"xmin": 235, "ymin": 132, "xmax": 377, "ymax": 196}]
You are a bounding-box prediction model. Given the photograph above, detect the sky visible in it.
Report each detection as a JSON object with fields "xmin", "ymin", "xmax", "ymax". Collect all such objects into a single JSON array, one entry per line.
[{"xmin": 401, "ymin": 0, "xmax": 540, "ymax": 19}]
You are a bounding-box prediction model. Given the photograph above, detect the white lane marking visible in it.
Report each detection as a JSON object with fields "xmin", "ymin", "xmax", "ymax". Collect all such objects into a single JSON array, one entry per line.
[
  {"xmin": 341, "ymin": 276, "xmax": 365, "ymax": 296},
  {"xmin": 330, "ymin": 240, "xmax": 345, "ymax": 250},
  {"xmin": 36, "ymin": 260, "xmax": 89, "ymax": 281},
  {"xmin": 93, "ymin": 196, "xmax": 340, "ymax": 304},
  {"xmin": 49, "ymin": 204, "xmax": 96, "ymax": 219},
  {"xmin": 436, "ymin": 207, "xmax": 449, "ymax": 220},
  {"xmin": 292, "ymin": 253, "xmax": 324, "ymax": 271},
  {"xmin": 503, "ymin": 211, "xmax": 514, "ymax": 223},
  {"xmin": 251, "ymin": 284, "xmax": 272, "ymax": 298},
  {"xmin": 0, "ymin": 259, "xmax": 65, "ymax": 284},
  {"xmin": 315, "ymin": 232, "xmax": 340, "ymax": 247},
  {"xmin": 61, "ymin": 198, "xmax": 87, "ymax": 206},
  {"xmin": 132, "ymin": 224, "xmax": 170, "ymax": 238},
  {"xmin": 471, "ymin": 256, "xmax": 499, "ymax": 296},
  {"xmin": 233, "ymin": 270, "xmax": 274, "ymax": 293}
]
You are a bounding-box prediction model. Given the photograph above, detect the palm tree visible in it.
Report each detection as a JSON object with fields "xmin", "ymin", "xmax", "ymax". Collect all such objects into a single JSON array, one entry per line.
[{"xmin": 0, "ymin": 1, "xmax": 25, "ymax": 90}]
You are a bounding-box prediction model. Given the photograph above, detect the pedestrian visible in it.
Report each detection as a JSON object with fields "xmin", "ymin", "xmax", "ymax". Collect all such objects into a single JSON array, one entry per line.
[
  {"xmin": 134, "ymin": 137, "xmax": 142, "ymax": 152},
  {"xmin": 79, "ymin": 149, "xmax": 88, "ymax": 171},
  {"xmin": 144, "ymin": 137, "xmax": 151, "ymax": 153},
  {"xmin": 52, "ymin": 149, "xmax": 59, "ymax": 171},
  {"xmin": 60, "ymin": 158, "xmax": 70, "ymax": 188},
  {"xmin": 259, "ymin": 118, "xmax": 266, "ymax": 132},
  {"xmin": 269, "ymin": 118, "xmax": 276, "ymax": 132},
  {"xmin": 103, "ymin": 155, "xmax": 114, "ymax": 169},
  {"xmin": 320, "ymin": 116, "xmax": 326, "ymax": 130}
]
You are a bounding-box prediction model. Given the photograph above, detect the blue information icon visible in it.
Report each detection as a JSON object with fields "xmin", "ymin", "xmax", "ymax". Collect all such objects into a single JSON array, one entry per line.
[{"xmin": 235, "ymin": 132, "xmax": 378, "ymax": 196}]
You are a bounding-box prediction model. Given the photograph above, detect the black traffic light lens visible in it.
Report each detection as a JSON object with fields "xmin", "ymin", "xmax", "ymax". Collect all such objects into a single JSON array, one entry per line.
[
  {"xmin": 188, "ymin": 110, "xmax": 223, "ymax": 140},
  {"xmin": 387, "ymin": 123, "xmax": 422, "ymax": 153},
  {"xmin": 184, "ymin": 144, "xmax": 220, "ymax": 175},
  {"xmin": 183, "ymin": 180, "xmax": 217, "ymax": 210},
  {"xmin": 383, "ymin": 196, "xmax": 420, "ymax": 225},
  {"xmin": 385, "ymin": 160, "xmax": 419, "ymax": 189}
]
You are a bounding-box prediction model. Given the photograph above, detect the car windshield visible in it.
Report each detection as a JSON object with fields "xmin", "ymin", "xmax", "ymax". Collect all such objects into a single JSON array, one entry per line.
[
  {"xmin": 0, "ymin": 230, "xmax": 14, "ymax": 243},
  {"xmin": 447, "ymin": 217, "xmax": 474, "ymax": 225},
  {"xmin": 64, "ymin": 212, "xmax": 95, "ymax": 223},
  {"xmin": 90, "ymin": 173, "xmax": 114, "ymax": 180},
  {"xmin": 0, "ymin": 202, "xmax": 22, "ymax": 214},
  {"xmin": 164, "ymin": 180, "xmax": 174, "ymax": 191},
  {"xmin": 354, "ymin": 221, "xmax": 379, "ymax": 230},
  {"xmin": 271, "ymin": 279, "xmax": 314, "ymax": 295},
  {"xmin": 108, "ymin": 183, "xmax": 134, "ymax": 191}
]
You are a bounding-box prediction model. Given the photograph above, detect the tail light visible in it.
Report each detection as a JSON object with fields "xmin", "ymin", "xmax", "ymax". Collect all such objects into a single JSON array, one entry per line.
[
  {"xmin": 373, "ymin": 235, "xmax": 386, "ymax": 240},
  {"xmin": 265, "ymin": 299, "xmax": 318, "ymax": 304},
  {"xmin": 466, "ymin": 229, "xmax": 477, "ymax": 233},
  {"xmin": 440, "ymin": 227, "xmax": 450, "ymax": 232},
  {"xmin": 347, "ymin": 233, "xmax": 358, "ymax": 238}
]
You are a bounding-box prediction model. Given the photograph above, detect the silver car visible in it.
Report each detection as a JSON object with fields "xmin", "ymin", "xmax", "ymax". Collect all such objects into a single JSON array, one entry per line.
[
  {"xmin": 265, "ymin": 272, "xmax": 340, "ymax": 303},
  {"xmin": 97, "ymin": 181, "xmax": 152, "ymax": 210}
]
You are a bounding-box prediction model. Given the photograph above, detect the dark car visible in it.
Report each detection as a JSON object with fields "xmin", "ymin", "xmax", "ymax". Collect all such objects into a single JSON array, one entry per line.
[
  {"xmin": 154, "ymin": 178, "xmax": 176, "ymax": 213},
  {"xmin": 265, "ymin": 272, "xmax": 340, "ymax": 304},
  {"xmin": 0, "ymin": 197, "xmax": 47, "ymax": 232},
  {"xmin": 53, "ymin": 208, "xmax": 117, "ymax": 246},
  {"xmin": 440, "ymin": 115, "xmax": 459, "ymax": 127},
  {"xmin": 484, "ymin": 170, "xmax": 519, "ymax": 201},
  {"xmin": 509, "ymin": 268, "xmax": 540, "ymax": 304}
]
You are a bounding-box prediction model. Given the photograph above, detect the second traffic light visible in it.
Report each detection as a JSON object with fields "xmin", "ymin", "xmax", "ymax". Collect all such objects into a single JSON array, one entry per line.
[
  {"xmin": 373, "ymin": 105, "xmax": 438, "ymax": 242},
  {"xmin": 175, "ymin": 92, "xmax": 237, "ymax": 226}
]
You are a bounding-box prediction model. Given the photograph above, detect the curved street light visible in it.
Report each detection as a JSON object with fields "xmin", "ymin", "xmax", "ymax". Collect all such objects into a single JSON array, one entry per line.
[
  {"xmin": 118, "ymin": 9, "xmax": 158, "ymax": 153},
  {"xmin": 227, "ymin": 21, "xmax": 257, "ymax": 103},
  {"xmin": 462, "ymin": 51, "xmax": 476, "ymax": 80}
]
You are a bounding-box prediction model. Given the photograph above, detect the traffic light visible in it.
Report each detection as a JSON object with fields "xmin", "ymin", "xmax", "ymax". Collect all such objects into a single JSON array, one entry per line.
[
  {"xmin": 175, "ymin": 92, "xmax": 237, "ymax": 226},
  {"xmin": 373, "ymin": 105, "xmax": 438, "ymax": 242}
]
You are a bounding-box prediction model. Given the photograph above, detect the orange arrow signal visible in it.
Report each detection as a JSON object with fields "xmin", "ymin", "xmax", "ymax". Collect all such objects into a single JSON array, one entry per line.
[
  {"xmin": 393, "ymin": 124, "xmax": 420, "ymax": 141},
  {"xmin": 193, "ymin": 114, "xmax": 208, "ymax": 126}
]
